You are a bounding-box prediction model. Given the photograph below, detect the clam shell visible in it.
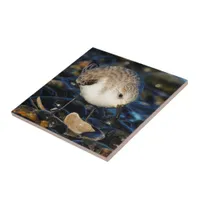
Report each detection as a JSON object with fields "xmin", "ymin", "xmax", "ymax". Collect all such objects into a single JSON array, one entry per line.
[{"xmin": 64, "ymin": 112, "xmax": 95, "ymax": 134}]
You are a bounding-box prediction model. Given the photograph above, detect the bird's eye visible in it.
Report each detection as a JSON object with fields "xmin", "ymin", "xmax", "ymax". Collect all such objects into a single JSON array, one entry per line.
[{"xmin": 118, "ymin": 93, "xmax": 123, "ymax": 98}]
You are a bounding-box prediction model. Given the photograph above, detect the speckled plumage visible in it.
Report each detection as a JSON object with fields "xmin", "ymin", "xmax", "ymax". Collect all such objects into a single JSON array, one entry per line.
[{"xmin": 76, "ymin": 66, "xmax": 141, "ymax": 108}]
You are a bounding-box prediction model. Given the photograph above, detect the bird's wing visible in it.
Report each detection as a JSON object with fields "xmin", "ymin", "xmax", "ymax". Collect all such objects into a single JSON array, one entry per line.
[
  {"xmin": 78, "ymin": 78, "xmax": 98, "ymax": 86},
  {"xmin": 81, "ymin": 62, "xmax": 99, "ymax": 74},
  {"xmin": 76, "ymin": 62, "xmax": 102, "ymax": 86},
  {"xmin": 76, "ymin": 68, "xmax": 101, "ymax": 86}
]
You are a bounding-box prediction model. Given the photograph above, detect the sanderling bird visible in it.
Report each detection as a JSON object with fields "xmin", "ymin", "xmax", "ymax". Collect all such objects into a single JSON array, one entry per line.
[{"xmin": 76, "ymin": 62, "xmax": 142, "ymax": 121}]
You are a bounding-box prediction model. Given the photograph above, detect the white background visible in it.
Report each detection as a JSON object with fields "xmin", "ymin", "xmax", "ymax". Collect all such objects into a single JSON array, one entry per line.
[{"xmin": 0, "ymin": 0, "xmax": 199, "ymax": 199}]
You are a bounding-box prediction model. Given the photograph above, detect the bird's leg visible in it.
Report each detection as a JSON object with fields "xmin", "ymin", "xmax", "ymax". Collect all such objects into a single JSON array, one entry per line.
[
  {"xmin": 115, "ymin": 105, "xmax": 123, "ymax": 121},
  {"xmin": 85, "ymin": 107, "xmax": 96, "ymax": 122}
]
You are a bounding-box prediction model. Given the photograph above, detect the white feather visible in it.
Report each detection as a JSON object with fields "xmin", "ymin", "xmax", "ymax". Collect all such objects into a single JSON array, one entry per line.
[{"xmin": 80, "ymin": 79, "xmax": 123, "ymax": 108}]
